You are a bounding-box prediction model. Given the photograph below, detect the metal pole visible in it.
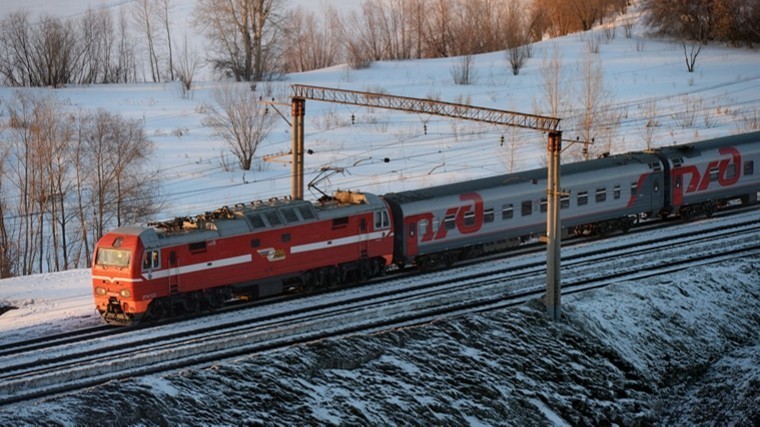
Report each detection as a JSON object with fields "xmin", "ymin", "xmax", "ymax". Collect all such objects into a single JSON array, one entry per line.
[
  {"xmin": 291, "ymin": 98, "xmax": 305, "ymax": 200},
  {"xmin": 546, "ymin": 131, "xmax": 562, "ymax": 321}
]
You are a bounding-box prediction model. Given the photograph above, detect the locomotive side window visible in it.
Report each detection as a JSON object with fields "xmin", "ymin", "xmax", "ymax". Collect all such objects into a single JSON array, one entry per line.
[
  {"xmin": 189, "ymin": 241, "xmax": 206, "ymax": 253},
  {"xmin": 744, "ymin": 160, "xmax": 754, "ymax": 175},
  {"xmin": 247, "ymin": 214, "xmax": 266, "ymax": 229},
  {"xmin": 596, "ymin": 188, "xmax": 606, "ymax": 203},
  {"xmin": 613, "ymin": 185, "xmax": 621, "ymax": 199},
  {"xmin": 332, "ymin": 217, "xmax": 349, "ymax": 229},
  {"xmin": 265, "ymin": 211, "xmax": 283, "ymax": 227},
  {"xmin": 281, "ymin": 208, "xmax": 299, "ymax": 223},
  {"xmin": 374, "ymin": 211, "xmax": 390, "ymax": 229},
  {"xmin": 578, "ymin": 191, "xmax": 588, "ymax": 206},
  {"xmin": 484, "ymin": 208, "xmax": 494, "ymax": 223},
  {"xmin": 142, "ymin": 250, "xmax": 160, "ymax": 271},
  {"xmin": 631, "ymin": 183, "xmax": 638, "ymax": 196},
  {"xmin": 502, "ymin": 204, "xmax": 514, "ymax": 219},
  {"xmin": 540, "ymin": 198, "xmax": 547, "ymax": 213},
  {"xmin": 560, "ymin": 194, "xmax": 570, "ymax": 209},
  {"xmin": 521, "ymin": 201, "xmax": 532, "ymax": 216},
  {"xmin": 298, "ymin": 205, "xmax": 316, "ymax": 220},
  {"xmin": 419, "ymin": 219, "xmax": 427, "ymax": 237}
]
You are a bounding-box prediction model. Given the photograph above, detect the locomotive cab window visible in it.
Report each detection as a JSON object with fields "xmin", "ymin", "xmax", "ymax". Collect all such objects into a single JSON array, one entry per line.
[
  {"xmin": 96, "ymin": 248, "xmax": 131, "ymax": 267},
  {"xmin": 631, "ymin": 182, "xmax": 638, "ymax": 196},
  {"xmin": 142, "ymin": 250, "xmax": 160, "ymax": 270},
  {"xmin": 502, "ymin": 204, "xmax": 514, "ymax": 220},
  {"xmin": 613, "ymin": 185, "xmax": 621, "ymax": 199}
]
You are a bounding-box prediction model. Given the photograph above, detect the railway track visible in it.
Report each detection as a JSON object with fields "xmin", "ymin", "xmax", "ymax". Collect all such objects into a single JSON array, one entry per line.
[{"xmin": 1, "ymin": 210, "xmax": 759, "ymax": 406}]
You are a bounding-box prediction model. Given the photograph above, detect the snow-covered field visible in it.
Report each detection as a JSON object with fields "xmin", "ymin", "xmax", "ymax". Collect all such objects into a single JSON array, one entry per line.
[
  {"xmin": 1, "ymin": 254, "xmax": 759, "ymax": 424},
  {"xmin": 1, "ymin": 0, "xmax": 759, "ymax": 424}
]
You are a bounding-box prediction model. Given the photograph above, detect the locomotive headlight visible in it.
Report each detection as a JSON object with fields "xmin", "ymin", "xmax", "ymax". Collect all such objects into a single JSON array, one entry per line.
[
  {"xmin": 95, "ymin": 287, "xmax": 107, "ymax": 296},
  {"xmin": 119, "ymin": 289, "xmax": 132, "ymax": 298}
]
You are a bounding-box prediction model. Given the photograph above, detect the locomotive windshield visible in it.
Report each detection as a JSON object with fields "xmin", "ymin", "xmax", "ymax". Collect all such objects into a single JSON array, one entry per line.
[{"xmin": 96, "ymin": 248, "xmax": 132, "ymax": 267}]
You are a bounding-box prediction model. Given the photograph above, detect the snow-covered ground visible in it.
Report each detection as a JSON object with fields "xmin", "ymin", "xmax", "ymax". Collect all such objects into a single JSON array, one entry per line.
[
  {"xmin": 1, "ymin": 0, "xmax": 759, "ymax": 424},
  {"xmin": 1, "ymin": 255, "xmax": 758, "ymax": 424}
]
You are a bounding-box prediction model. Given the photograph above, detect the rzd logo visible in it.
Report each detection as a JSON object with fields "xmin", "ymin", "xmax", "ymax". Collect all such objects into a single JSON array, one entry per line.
[
  {"xmin": 672, "ymin": 147, "xmax": 741, "ymax": 206},
  {"xmin": 408, "ymin": 192, "xmax": 484, "ymax": 242}
]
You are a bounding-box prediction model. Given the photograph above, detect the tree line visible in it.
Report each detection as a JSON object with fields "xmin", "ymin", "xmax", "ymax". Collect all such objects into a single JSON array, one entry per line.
[
  {"xmin": 0, "ymin": 92, "xmax": 161, "ymax": 278},
  {"xmin": 3, "ymin": 0, "xmax": 758, "ymax": 88}
]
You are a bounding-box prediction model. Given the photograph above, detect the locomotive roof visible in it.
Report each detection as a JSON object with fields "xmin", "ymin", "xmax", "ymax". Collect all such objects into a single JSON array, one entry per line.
[
  {"xmin": 384, "ymin": 150, "xmax": 658, "ymax": 204},
  {"xmin": 111, "ymin": 191, "xmax": 386, "ymax": 248}
]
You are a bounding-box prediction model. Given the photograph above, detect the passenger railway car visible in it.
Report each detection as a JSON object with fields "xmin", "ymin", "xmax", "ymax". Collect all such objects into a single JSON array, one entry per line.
[
  {"xmin": 656, "ymin": 132, "xmax": 760, "ymax": 218},
  {"xmin": 92, "ymin": 191, "xmax": 394, "ymax": 324},
  {"xmin": 93, "ymin": 131, "xmax": 760, "ymax": 325},
  {"xmin": 383, "ymin": 151, "xmax": 666, "ymax": 268}
]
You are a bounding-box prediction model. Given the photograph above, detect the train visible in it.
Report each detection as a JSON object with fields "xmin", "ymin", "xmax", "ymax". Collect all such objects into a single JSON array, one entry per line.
[{"xmin": 92, "ymin": 131, "xmax": 760, "ymax": 325}]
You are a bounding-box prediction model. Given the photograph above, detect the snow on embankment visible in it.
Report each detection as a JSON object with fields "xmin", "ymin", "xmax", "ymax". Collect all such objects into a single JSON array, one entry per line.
[{"xmin": 3, "ymin": 258, "xmax": 759, "ymax": 425}]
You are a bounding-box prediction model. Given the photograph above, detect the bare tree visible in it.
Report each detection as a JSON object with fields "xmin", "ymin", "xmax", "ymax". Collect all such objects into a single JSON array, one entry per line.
[
  {"xmin": 538, "ymin": 47, "xmax": 565, "ymax": 119},
  {"xmin": 282, "ymin": 6, "xmax": 341, "ymax": 73},
  {"xmin": 194, "ymin": 0, "xmax": 281, "ymax": 82},
  {"xmin": 157, "ymin": 0, "xmax": 175, "ymax": 81},
  {"xmin": 643, "ymin": 0, "xmax": 715, "ymax": 71},
  {"xmin": 78, "ymin": 7, "xmax": 115, "ymax": 84},
  {"xmin": 174, "ymin": 32, "xmax": 201, "ymax": 98},
  {"xmin": 0, "ymin": 98, "xmax": 14, "ymax": 277},
  {"xmin": 450, "ymin": 54, "xmax": 476, "ymax": 85},
  {"xmin": 638, "ymin": 99, "xmax": 660, "ymax": 150},
  {"xmin": 114, "ymin": 7, "xmax": 138, "ymax": 83},
  {"xmin": 571, "ymin": 51, "xmax": 619, "ymax": 160},
  {"xmin": 0, "ymin": 11, "xmax": 36, "ymax": 87},
  {"xmin": 204, "ymin": 85, "xmax": 277, "ymax": 170},
  {"xmin": 133, "ymin": 0, "xmax": 162, "ymax": 82}
]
